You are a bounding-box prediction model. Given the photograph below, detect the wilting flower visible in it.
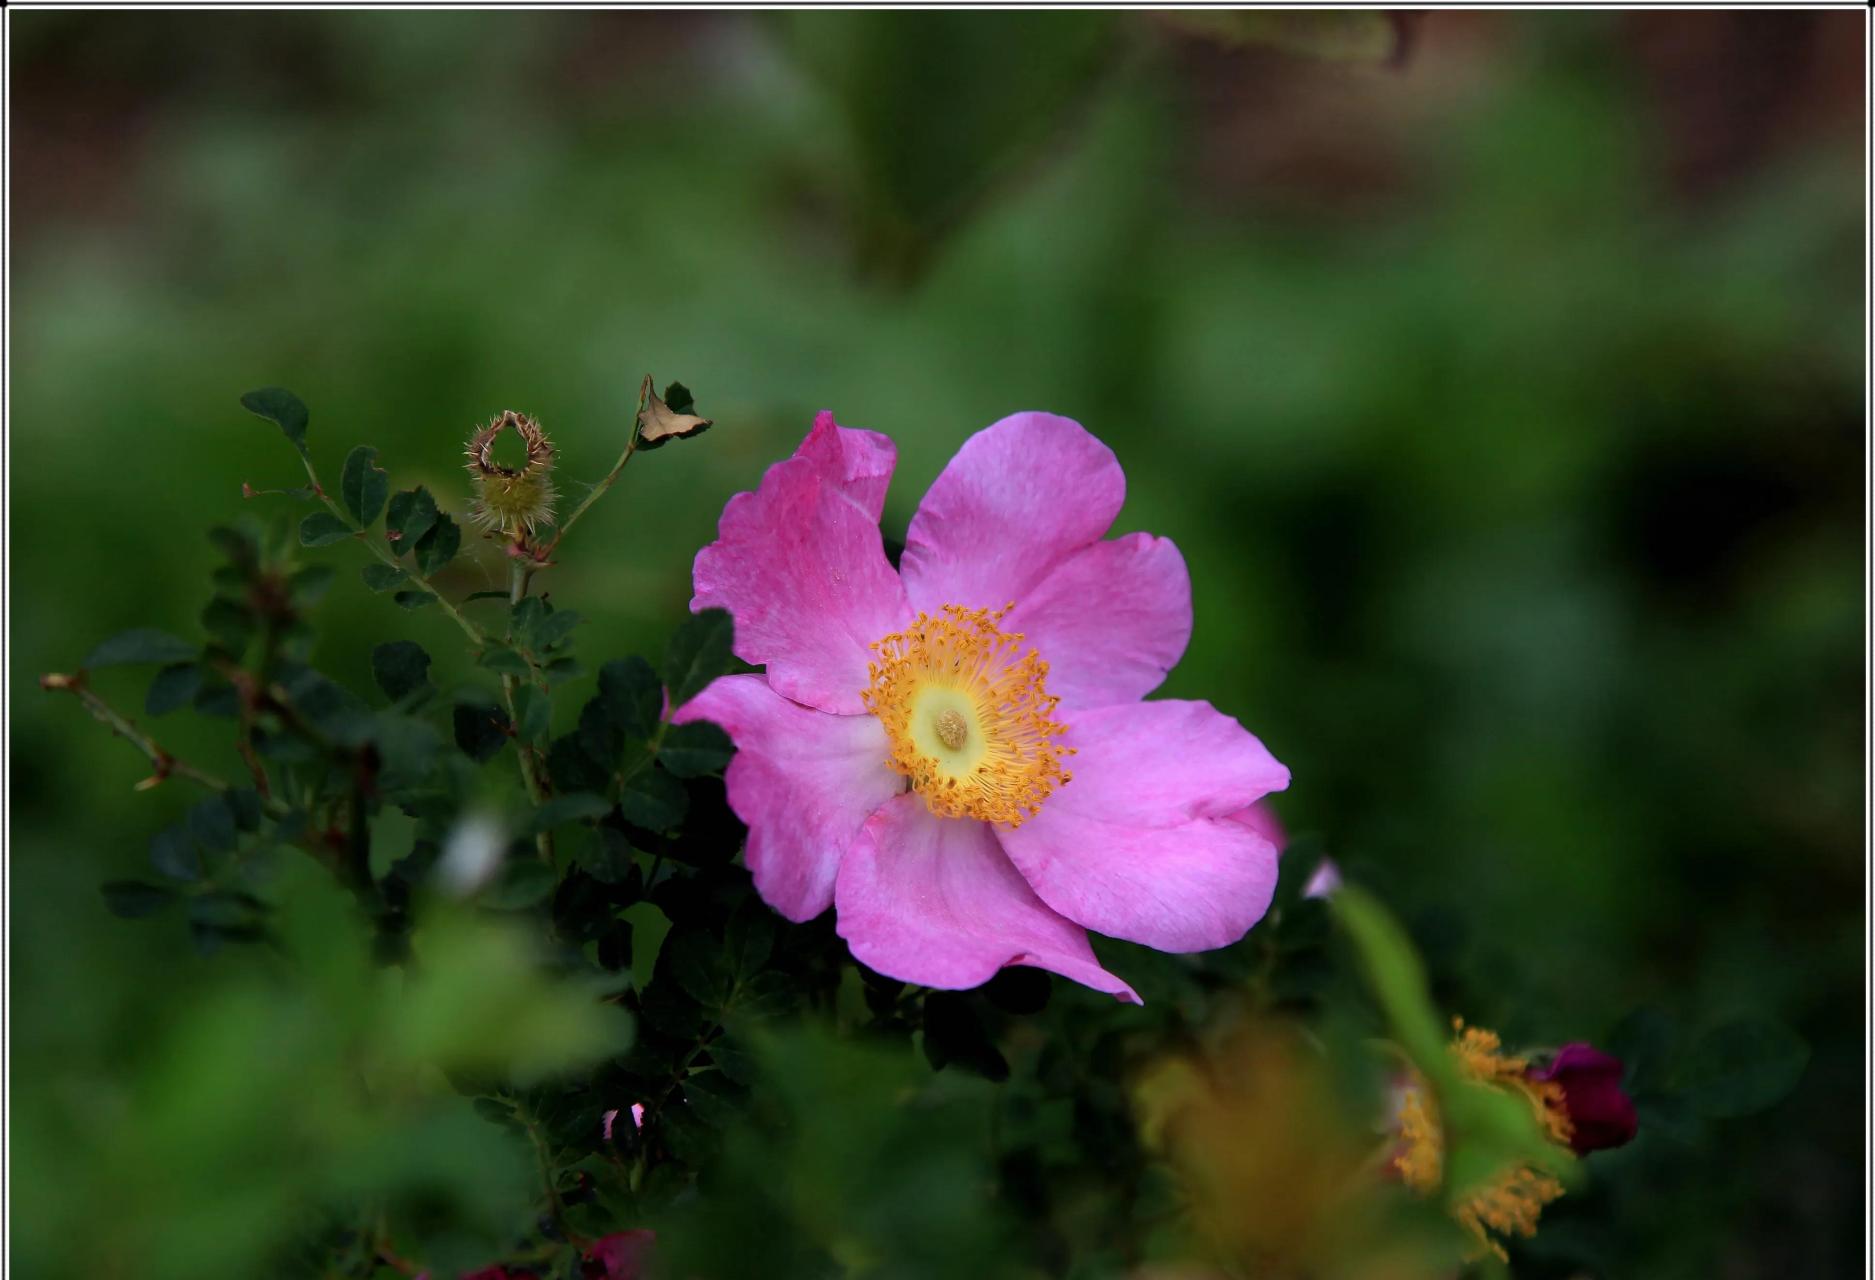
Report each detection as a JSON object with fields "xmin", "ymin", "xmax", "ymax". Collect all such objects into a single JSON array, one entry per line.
[
  {"xmin": 1135, "ymin": 1024, "xmax": 1454, "ymax": 1280},
  {"xmin": 466, "ymin": 410, "xmax": 557, "ymax": 536},
  {"xmin": 676, "ymin": 412, "xmax": 1289, "ymax": 998},
  {"xmin": 1390, "ymin": 1022, "xmax": 1634, "ymax": 1260}
]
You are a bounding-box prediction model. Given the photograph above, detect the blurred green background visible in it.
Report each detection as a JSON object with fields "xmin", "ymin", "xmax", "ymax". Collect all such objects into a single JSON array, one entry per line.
[{"xmin": 11, "ymin": 9, "xmax": 1862, "ymax": 1277}]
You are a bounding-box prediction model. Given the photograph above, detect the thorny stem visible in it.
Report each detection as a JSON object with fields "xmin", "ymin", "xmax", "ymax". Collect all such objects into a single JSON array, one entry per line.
[{"xmin": 40, "ymin": 673, "xmax": 236, "ymax": 795}]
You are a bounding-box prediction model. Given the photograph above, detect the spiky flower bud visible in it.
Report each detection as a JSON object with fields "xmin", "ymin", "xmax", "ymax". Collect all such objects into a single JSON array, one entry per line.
[{"xmin": 466, "ymin": 411, "xmax": 557, "ymax": 537}]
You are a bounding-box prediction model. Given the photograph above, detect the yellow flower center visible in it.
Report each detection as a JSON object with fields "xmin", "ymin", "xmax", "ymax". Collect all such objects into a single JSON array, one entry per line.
[
  {"xmin": 862, "ymin": 604, "xmax": 1072, "ymax": 826},
  {"xmin": 1393, "ymin": 1022, "xmax": 1574, "ymax": 1262}
]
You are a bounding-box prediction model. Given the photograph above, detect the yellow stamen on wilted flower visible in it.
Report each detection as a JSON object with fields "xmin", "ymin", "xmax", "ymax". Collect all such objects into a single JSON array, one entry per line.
[
  {"xmin": 863, "ymin": 604, "xmax": 1071, "ymax": 826},
  {"xmin": 1393, "ymin": 1020, "xmax": 1573, "ymax": 1262}
]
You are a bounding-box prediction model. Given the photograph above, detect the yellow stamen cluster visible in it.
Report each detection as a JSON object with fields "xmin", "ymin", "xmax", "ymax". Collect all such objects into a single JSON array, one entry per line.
[
  {"xmin": 863, "ymin": 604, "xmax": 1071, "ymax": 826},
  {"xmin": 1393, "ymin": 1021, "xmax": 1573, "ymax": 1262}
]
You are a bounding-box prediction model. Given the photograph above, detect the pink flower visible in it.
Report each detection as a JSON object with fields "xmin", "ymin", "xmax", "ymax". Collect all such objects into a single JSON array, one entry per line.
[{"xmin": 676, "ymin": 412, "xmax": 1290, "ymax": 999}]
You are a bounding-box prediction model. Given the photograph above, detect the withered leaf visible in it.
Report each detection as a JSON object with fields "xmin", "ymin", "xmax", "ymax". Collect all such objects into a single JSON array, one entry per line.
[{"xmin": 636, "ymin": 374, "xmax": 713, "ymax": 449}]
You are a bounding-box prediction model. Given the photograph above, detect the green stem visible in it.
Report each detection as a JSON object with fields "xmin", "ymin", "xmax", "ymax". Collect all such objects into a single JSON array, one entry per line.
[
  {"xmin": 504, "ymin": 557, "xmax": 555, "ymax": 864},
  {"xmin": 538, "ymin": 375, "xmax": 652, "ymax": 563},
  {"xmin": 298, "ymin": 454, "xmax": 485, "ymax": 646},
  {"xmin": 42, "ymin": 673, "xmax": 235, "ymax": 795}
]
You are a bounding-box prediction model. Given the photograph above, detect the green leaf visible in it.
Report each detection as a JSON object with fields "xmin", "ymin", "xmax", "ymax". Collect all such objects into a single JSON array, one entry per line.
[
  {"xmin": 298, "ymin": 511, "xmax": 354, "ymax": 547},
  {"xmin": 598, "ymin": 657, "xmax": 662, "ymax": 742},
  {"xmin": 101, "ymin": 880, "xmax": 178, "ymax": 919},
  {"xmin": 548, "ymin": 731, "xmax": 612, "ymax": 795},
  {"xmin": 543, "ymin": 656, "xmax": 584, "ymax": 685},
  {"xmin": 145, "ymin": 663, "xmax": 204, "ymax": 716},
  {"xmin": 186, "ymin": 795, "xmax": 238, "ymax": 852},
  {"xmin": 725, "ymin": 970, "xmax": 798, "ymax": 1020},
  {"xmin": 226, "ymin": 788, "xmax": 263, "ymax": 831},
  {"xmin": 664, "ymin": 608, "xmax": 734, "ymax": 709},
  {"xmin": 578, "ymin": 827, "xmax": 637, "ymax": 886},
  {"xmin": 526, "ymin": 793, "xmax": 612, "ymax": 836},
  {"xmin": 239, "ymin": 387, "xmax": 309, "ymax": 454},
  {"xmin": 371, "ymin": 640, "xmax": 433, "ymax": 701},
  {"xmin": 149, "ymin": 825, "xmax": 202, "ymax": 881},
  {"xmin": 1332, "ymin": 885, "xmax": 1448, "ymax": 1076},
  {"xmin": 208, "ymin": 524, "xmax": 261, "ymax": 573},
  {"xmin": 478, "ymin": 646, "xmax": 532, "ymax": 677},
  {"xmin": 511, "ymin": 597, "xmax": 547, "ymax": 649},
  {"xmin": 660, "ymin": 721, "xmax": 733, "ymax": 778},
  {"xmin": 86, "ymin": 628, "xmax": 197, "ymax": 668},
  {"xmin": 414, "ymin": 513, "xmax": 461, "ymax": 576},
  {"xmin": 725, "ymin": 899, "xmax": 776, "ymax": 978},
  {"xmin": 200, "ymin": 597, "xmax": 255, "ymax": 653},
  {"xmin": 514, "ymin": 685, "xmax": 552, "ymax": 744},
  {"xmin": 385, "ymin": 487, "xmax": 439, "ymax": 555},
  {"xmin": 373, "ymin": 712, "xmax": 441, "ymax": 795},
  {"xmin": 1677, "ymin": 1016, "xmax": 1809, "ymax": 1118},
  {"xmin": 535, "ymin": 609, "xmax": 582, "ymax": 650},
  {"xmin": 340, "ymin": 445, "xmax": 391, "ymax": 526},
  {"xmin": 683, "ymin": 1071, "xmax": 747, "ymax": 1127},
  {"xmin": 393, "ymin": 589, "xmax": 437, "ymax": 610},
  {"xmin": 453, "ymin": 702, "xmax": 509, "ymax": 763},
  {"xmin": 618, "ymin": 767, "xmax": 687, "ymax": 829},
  {"xmin": 667, "ymin": 930, "xmax": 731, "ymax": 1009},
  {"xmin": 362, "ymin": 563, "xmax": 408, "ymax": 593}
]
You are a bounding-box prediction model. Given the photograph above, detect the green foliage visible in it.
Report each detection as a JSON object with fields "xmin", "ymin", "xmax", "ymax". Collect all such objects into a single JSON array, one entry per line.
[
  {"xmin": 663, "ymin": 608, "xmax": 734, "ymax": 708},
  {"xmin": 85, "ymin": 627, "xmax": 197, "ymax": 668},
  {"xmin": 340, "ymin": 446, "xmax": 391, "ymax": 527},
  {"xmin": 240, "ymin": 387, "xmax": 311, "ymax": 455},
  {"xmin": 384, "ymin": 487, "xmax": 439, "ymax": 555}
]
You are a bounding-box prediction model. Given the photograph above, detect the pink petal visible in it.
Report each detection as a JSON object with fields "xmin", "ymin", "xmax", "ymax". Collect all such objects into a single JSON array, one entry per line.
[
  {"xmin": 797, "ymin": 410, "xmax": 897, "ymax": 522},
  {"xmin": 1005, "ymin": 532, "xmax": 1192, "ymax": 711},
  {"xmin": 692, "ymin": 436, "xmax": 910, "ymax": 715},
  {"xmin": 674, "ymin": 675, "xmax": 902, "ymax": 921},
  {"xmin": 900, "ymin": 412, "xmax": 1125, "ymax": 615},
  {"xmin": 1226, "ymin": 800, "xmax": 1286, "ymax": 851},
  {"xmin": 998, "ymin": 701, "xmax": 1289, "ymax": 953},
  {"xmin": 834, "ymin": 794, "xmax": 1139, "ymax": 1002}
]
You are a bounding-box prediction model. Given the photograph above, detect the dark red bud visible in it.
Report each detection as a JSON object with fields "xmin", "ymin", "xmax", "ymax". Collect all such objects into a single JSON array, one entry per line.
[{"xmin": 1529, "ymin": 1042, "xmax": 1638, "ymax": 1154}]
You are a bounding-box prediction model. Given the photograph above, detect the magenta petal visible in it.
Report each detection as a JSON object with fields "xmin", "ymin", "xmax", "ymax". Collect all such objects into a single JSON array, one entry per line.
[
  {"xmin": 999, "ymin": 701, "xmax": 1289, "ymax": 953},
  {"xmin": 834, "ymin": 794, "xmax": 1140, "ymax": 1002},
  {"xmin": 900, "ymin": 412, "xmax": 1125, "ymax": 614},
  {"xmin": 691, "ymin": 437, "xmax": 910, "ymax": 714},
  {"xmin": 674, "ymin": 676, "xmax": 902, "ymax": 921},
  {"xmin": 796, "ymin": 410, "xmax": 897, "ymax": 523},
  {"xmin": 1005, "ymin": 532, "xmax": 1192, "ymax": 711}
]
